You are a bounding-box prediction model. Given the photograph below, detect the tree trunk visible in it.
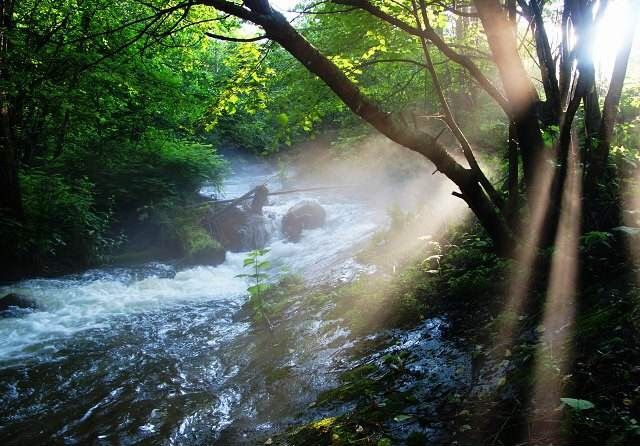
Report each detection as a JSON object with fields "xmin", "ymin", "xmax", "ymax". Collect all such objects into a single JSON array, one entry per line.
[
  {"xmin": 0, "ymin": 0, "xmax": 22, "ymax": 219},
  {"xmin": 585, "ymin": 6, "xmax": 639, "ymax": 196},
  {"xmin": 473, "ymin": 0, "xmax": 546, "ymax": 198}
]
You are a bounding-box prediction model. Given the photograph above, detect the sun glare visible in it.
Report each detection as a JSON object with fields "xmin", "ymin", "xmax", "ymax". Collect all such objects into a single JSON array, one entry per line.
[{"xmin": 592, "ymin": 0, "xmax": 638, "ymax": 82}]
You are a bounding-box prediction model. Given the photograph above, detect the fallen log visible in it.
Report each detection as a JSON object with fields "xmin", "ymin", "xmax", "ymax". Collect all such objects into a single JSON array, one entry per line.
[{"xmin": 199, "ymin": 184, "xmax": 358, "ymax": 207}]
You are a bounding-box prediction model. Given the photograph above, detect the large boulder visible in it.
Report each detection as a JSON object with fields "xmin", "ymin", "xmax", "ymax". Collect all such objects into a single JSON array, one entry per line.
[
  {"xmin": 282, "ymin": 200, "xmax": 326, "ymax": 242},
  {"xmin": 0, "ymin": 293, "xmax": 37, "ymax": 313},
  {"xmin": 202, "ymin": 186, "xmax": 272, "ymax": 252},
  {"xmin": 209, "ymin": 206, "xmax": 248, "ymax": 252},
  {"xmin": 206, "ymin": 206, "xmax": 270, "ymax": 252}
]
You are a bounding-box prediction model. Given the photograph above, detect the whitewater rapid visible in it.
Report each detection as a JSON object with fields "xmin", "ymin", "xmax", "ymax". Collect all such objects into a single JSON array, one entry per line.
[{"xmin": 0, "ymin": 158, "xmax": 380, "ymax": 363}]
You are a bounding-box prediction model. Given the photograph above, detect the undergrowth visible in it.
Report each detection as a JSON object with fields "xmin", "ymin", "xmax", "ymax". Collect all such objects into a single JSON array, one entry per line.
[{"xmin": 267, "ymin": 224, "xmax": 640, "ymax": 446}]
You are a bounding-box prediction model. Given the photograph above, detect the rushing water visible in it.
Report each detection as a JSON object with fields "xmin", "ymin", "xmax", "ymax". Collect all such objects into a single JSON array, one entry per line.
[
  {"xmin": 0, "ymin": 154, "xmax": 388, "ymax": 444},
  {"xmin": 0, "ymin": 150, "xmax": 469, "ymax": 444}
]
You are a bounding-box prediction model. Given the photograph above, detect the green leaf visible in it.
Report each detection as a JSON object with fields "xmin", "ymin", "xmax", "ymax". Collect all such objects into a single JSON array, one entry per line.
[
  {"xmin": 276, "ymin": 113, "xmax": 289, "ymax": 126},
  {"xmin": 248, "ymin": 283, "xmax": 270, "ymax": 294},
  {"xmin": 393, "ymin": 414, "xmax": 412, "ymax": 422},
  {"xmin": 560, "ymin": 398, "xmax": 595, "ymax": 411}
]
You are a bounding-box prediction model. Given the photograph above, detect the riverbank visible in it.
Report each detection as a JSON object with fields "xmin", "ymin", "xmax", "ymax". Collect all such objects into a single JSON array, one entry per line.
[{"xmin": 261, "ymin": 226, "xmax": 640, "ymax": 446}]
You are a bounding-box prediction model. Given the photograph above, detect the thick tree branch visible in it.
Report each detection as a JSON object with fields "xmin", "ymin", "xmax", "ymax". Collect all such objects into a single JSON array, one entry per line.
[{"xmin": 205, "ymin": 32, "xmax": 266, "ymax": 42}]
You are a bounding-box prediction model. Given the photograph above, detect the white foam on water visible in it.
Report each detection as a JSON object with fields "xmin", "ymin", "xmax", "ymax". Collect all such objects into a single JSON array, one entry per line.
[
  {"xmin": 265, "ymin": 200, "xmax": 379, "ymax": 278},
  {"xmin": 0, "ymin": 260, "xmax": 249, "ymax": 361}
]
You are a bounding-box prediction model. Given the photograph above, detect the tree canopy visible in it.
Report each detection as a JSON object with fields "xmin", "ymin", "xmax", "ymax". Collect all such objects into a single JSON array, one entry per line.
[{"xmin": 1, "ymin": 0, "xmax": 639, "ymax": 274}]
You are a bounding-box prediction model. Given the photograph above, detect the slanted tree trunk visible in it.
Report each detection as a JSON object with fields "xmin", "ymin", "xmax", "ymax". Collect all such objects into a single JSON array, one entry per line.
[{"xmin": 198, "ymin": 0, "xmax": 636, "ymax": 255}]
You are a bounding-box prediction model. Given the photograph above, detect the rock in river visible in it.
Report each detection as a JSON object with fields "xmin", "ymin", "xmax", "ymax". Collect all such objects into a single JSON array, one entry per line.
[
  {"xmin": 282, "ymin": 200, "xmax": 326, "ymax": 242},
  {"xmin": 0, "ymin": 293, "xmax": 37, "ymax": 315},
  {"xmin": 205, "ymin": 206, "xmax": 270, "ymax": 252}
]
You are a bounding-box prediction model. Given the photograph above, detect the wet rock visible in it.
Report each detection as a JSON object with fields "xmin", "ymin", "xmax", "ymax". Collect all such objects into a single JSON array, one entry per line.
[
  {"xmin": 200, "ymin": 185, "xmax": 272, "ymax": 252},
  {"xmin": 239, "ymin": 214, "xmax": 271, "ymax": 251},
  {"xmin": 250, "ymin": 185, "xmax": 269, "ymax": 214},
  {"xmin": 282, "ymin": 200, "xmax": 326, "ymax": 242},
  {"xmin": 0, "ymin": 293, "xmax": 37, "ymax": 313},
  {"xmin": 205, "ymin": 206, "xmax": 270, "ymax": 252},
  {"xmin": 209, "ymin": 206, "xmax": 247, "ymax": 251}
]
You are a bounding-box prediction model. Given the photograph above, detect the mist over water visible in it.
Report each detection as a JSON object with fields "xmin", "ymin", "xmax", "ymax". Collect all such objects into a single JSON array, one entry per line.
[{"xmin": 0, "ymin": 138, "xmax": 465, "ymax": 444}]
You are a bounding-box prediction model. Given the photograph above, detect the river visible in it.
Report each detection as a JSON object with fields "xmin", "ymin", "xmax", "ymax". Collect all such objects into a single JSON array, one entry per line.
[{"xmin": 0, "ymin": 145, "xmax": 469, "ymax": 445}]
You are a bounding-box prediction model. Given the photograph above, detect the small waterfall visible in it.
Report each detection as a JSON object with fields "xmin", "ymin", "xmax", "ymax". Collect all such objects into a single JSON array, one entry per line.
[{"xmin": 237, "ymin": 214, "xmax": 271, "ymax": 251}]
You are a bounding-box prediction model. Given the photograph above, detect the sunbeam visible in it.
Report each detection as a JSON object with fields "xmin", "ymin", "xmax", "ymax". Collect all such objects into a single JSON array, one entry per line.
[
  {"xmin": 622, "ymin": 165, "xmax": 640, "ymax": 284},
  {"xmin": 528, "ymin": 134, "xmax": 583, "ymax": 444},
  {"xmin": 496, "ymin": 159, "xmax": 556, "ymax": 347}
]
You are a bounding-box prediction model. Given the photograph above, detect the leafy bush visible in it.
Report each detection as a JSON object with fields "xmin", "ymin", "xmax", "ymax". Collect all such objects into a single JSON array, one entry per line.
[
  {"xmin": 3, "ymin": 171, "xmax": 111, "ymax": 271},
  {"xmin": 1, "ymin": 3, "xmax": 229, "ymax": 278},
  {"xmin": 60, "ymin": 130, "xmax": 227, "ymax": 216}
]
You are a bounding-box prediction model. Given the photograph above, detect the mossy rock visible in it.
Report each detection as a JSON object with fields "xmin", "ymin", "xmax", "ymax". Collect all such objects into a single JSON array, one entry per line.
[{"xmin": 180, "ymin": 226, "xmax": 225, "ymax": 266}]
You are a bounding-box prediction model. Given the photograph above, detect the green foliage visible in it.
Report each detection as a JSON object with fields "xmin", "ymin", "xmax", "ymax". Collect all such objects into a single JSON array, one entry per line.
[
  {"xmin": 561, "ymin": 398, "xmax": 595, "ymax": 411},
  {"xmin": 2, "ymin": 0, "xmax": 228, "ymax": 275},
  {"xmin": 581, "ymin": 231, "xmax": 614, "ymax": 250},
  {"xmin": 5, "ymin": 171, "xmax": 111, "ymax": 268},
  {"xmin": 541, "ymin": 124, "xmax": 560, "ymax": 147},
  {"xmin": 163, "ymin": 209, "xmax": 224, "ymax": 265},
  {"xmin": 206, "ymin": 0, "xmax": 491, "ymax": 153},
  {"xmin": 438, "ymin": 231, "xmax": 507, "ymax": 299},
  {"xmin": 239, "ymin": 254, "xmax": 304, "ymax": 328},
  {"xmin": 84, "ymin": 131, "xmax": 226, "ymax": 214},
  {"xmin": 237, "ymin": 248, "xmax": 273, "ymax": 324},
  {"xmin": 237, "ymin": 248, "xmax": 305, "ymax": 327},
  {"xmin": 387, "ymin": 205, "xmax": 415, "ymax": 233},
  {"xmin": 611, "ymin": 87, "xmax": 640, "ymax": 170}
]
